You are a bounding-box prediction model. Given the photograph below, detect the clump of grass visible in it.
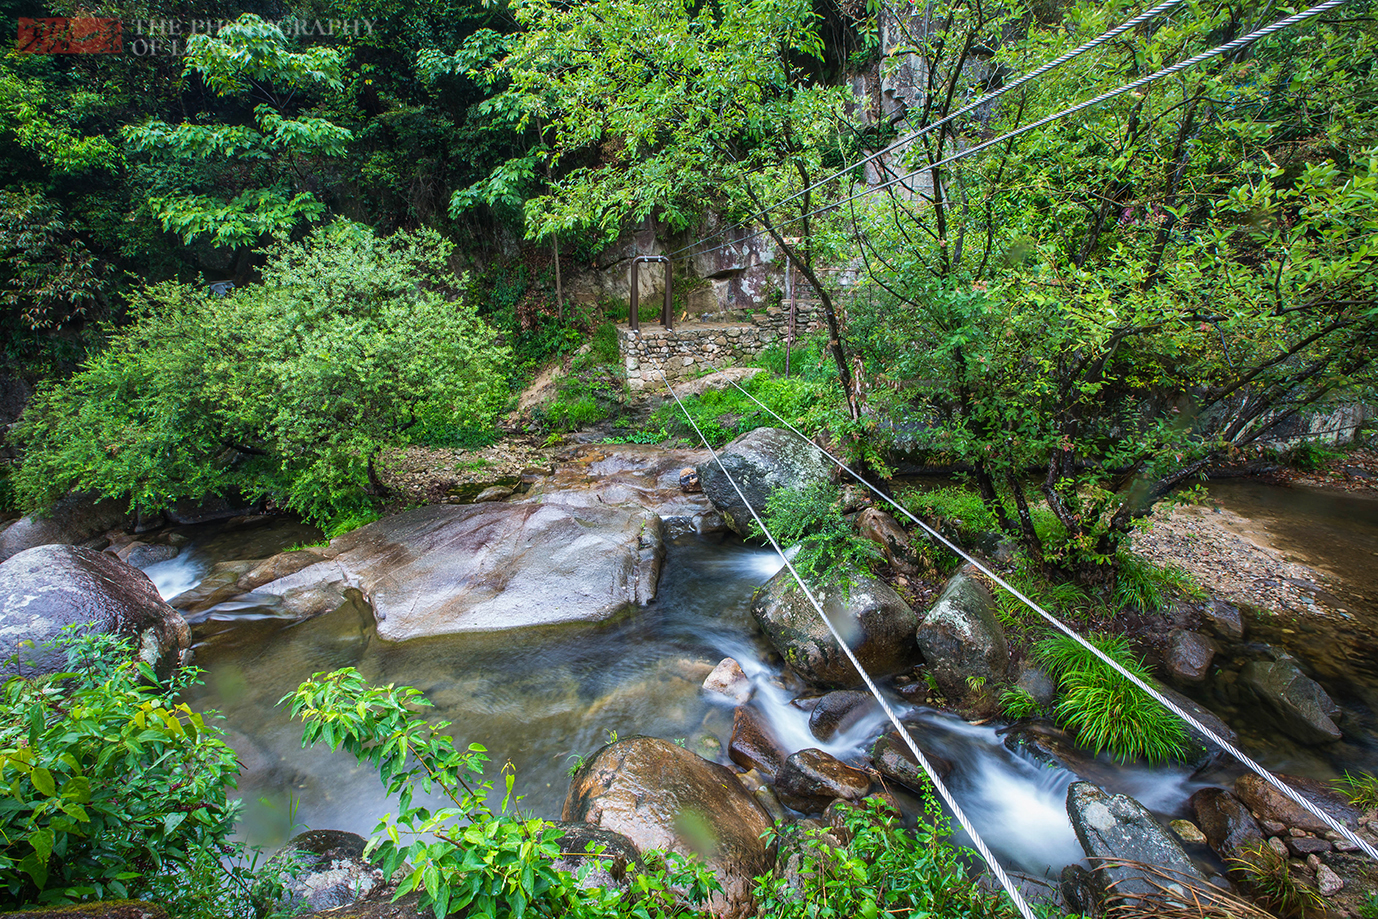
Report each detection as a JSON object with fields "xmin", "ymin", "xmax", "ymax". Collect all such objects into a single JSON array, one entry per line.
[
  {"xmin": 1036, "ymin": 631, "xmax": 1189, "ymax": 764},
  {"xmin": 1114, "ymin": 551, "xmax": 1204, "ymax": 614},
  {"xmin": 1333, "ymin": 771, "xmax": 1378, "ymax": 810},
  {"xmin": 999, "ymin": 686, "xmax": 1041, "ymax": 720},
  {"xmin": 1227, "ymin": 841, "xmax": 1324, "ymax": 919}
]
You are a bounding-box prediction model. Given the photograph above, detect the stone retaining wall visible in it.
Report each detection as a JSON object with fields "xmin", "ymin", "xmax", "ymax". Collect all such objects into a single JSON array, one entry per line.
[{"xmin": 622, "ymin": 303, "xmax": 825, "ymax": 392}]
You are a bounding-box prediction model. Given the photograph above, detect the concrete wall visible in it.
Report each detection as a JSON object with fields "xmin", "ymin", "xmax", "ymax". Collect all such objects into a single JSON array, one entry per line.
[{"xmin": 621, "ymin": 303, "xmax": 825, "ymax": 392}]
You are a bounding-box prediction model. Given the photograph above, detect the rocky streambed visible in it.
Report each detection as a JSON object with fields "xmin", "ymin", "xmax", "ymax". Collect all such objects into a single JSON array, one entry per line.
[{"xmin": 2, "ymin": 431, "xmax": 1377, "ymax": 916}]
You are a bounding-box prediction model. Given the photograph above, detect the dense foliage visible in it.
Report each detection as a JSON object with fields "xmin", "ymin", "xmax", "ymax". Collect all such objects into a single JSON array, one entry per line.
[
  {"xmin": 13, "ymin": 223, "xmax": 509, "ymax": 528},
  {"xmin": 0, "ymin": 633, "xmax": 254, "ymax": 918}
]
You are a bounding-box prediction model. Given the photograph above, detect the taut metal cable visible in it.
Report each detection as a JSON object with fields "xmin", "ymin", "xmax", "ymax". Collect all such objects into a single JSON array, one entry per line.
[
  {"xmin": 698, "ymin": 361, "xmax": 1378, "ymax": 862},
  {"xmin": 684, "ymin": 0, "xmax": 1348, "ymax": 263},
  {"xmin": 667, "ymin": 0, "xmax": 1189, "ymax": 258},
  {"xmin": 649, "ymin": 356, "xmax": 1040, "ymax": 919}
]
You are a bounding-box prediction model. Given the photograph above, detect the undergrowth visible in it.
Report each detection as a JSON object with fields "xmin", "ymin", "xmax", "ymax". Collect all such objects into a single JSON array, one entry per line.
[
  {"xmin": 1227, "ymin": 841, "xmax": 1324, "ymax": 918},
  {"xmin": 1333, "ymin": 771, "xmax": 1378, "ymax": 810},
  {"xmin": 756, "ymin": 482, "xmax": 880, "ymax": 585}
]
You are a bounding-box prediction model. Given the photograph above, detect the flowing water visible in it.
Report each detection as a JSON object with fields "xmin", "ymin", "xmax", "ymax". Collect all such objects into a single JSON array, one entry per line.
[{"xmin": 140, "ymin": 481, "xmax": 1378, "ymax": 880}]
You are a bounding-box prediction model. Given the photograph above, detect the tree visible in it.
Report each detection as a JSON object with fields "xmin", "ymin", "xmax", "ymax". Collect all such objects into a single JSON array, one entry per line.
[
  {"xmin": 848, "ymin": 0, "xmax": 1378, "ymax": 587},
  {"xmin": 14, "ymin": 222, "xmax": 511, "ymax": 528},
  {"xmin": 487, "ymin": 0, "xmax": 869, "ymax": 417}
]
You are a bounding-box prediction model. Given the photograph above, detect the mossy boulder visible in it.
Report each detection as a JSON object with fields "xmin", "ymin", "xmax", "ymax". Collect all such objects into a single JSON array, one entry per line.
[{"xmin": 697, "ymin": 428, "xmax": 832, "ymax": 537}]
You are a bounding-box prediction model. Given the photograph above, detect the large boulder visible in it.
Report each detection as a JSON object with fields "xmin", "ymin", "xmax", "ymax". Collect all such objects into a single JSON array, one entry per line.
[
  {"xmin": 0, "ymin": 545, "xmax": 190, "ymax": 678},
  {"xmin": 808, "ymin": 689, "xmax": 878, "ymax": 742},
  {"xmin": 854, "ymin": 509, "xmax": 921, "ymax": 576},
  {"xmin": 1188, "ymin": 788, "xmax": 1264, "ymax": 860},
  {"xmin": 750, "ymin": 568, "xmax": 918, "ymax": 688},
  {"xmin": 1238, "ymin": 660, "xmax": 1341, "ymax": 744},
  {"xmin": 1065, "ymin": 782, "xmax": 1210, "ymax": 902},
  {"xmin": 697, "ymin": 428, "xmax": 832, "ymax": 536},
  {"xmin": 266, "ymin": 830, "xmax": 385, "ymax": 913},
  {"xmin": 1233, "ymin": 773, "xmax": 1359, "ymax": 836},
  {"xmin": 728, "ymin": 706, "xmax": 789, "ymax": 777},
  {"xmin": 914, "ymin": 565, "xmax": 1008, "ymax": 700},
  {"xmin": 549, "ymin": 822, "xmax": 643, "ymax": 889},
  {"xmin": 243, "ymin": 502, "xmax": 664, "ymax": 640},
  {"xmin": 563, "ymin": 737, "xmax": 775, "ymax": 919},
  {"xmin": 0, "ymin": 492, "xmax": 130, "ymax": 562}
]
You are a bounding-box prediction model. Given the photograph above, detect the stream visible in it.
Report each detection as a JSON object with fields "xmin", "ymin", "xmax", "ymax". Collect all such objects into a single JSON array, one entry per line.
[{"xmin": 142, "ymin": 482, "xmax": 1378, "ymax": 882}]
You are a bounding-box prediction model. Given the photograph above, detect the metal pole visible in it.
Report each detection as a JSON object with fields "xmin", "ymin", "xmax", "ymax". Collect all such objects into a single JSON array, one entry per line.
[
  {"xmin": 662, "ymin": 258, "xmax": 673, "ymax": 330},
  {"xmin": 629, "ymin": 258, "xmax": 640, "ymax": 333}
]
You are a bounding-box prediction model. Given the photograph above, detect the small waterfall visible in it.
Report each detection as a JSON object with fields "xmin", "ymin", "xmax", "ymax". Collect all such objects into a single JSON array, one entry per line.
[{"xmin": 141, "ymin": 553, "xmax": 209, "ymax": 601}]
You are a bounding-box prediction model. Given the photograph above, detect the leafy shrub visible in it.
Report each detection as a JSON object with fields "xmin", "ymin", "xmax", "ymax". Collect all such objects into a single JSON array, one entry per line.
[
  {"xmin": 1035, "ymin": 632, "xmax": 1189, "ymax": 764},
  {"xmin": 753, "ymin": 797, "xmax": 1016, "ymax": 919},
  {"xmin": 1285, "ymin": 441, "xmax": 1341, "ymax": 473},
  {"xmin": 649, "ymin": 371, "xmax": 841, "ymax": 447},
  {"xmin": 0, "ymin": 632, "xmax": 259, "ymax": 918},
  {"xmin": 286, "ymin": 667, "xmax": 719, "ymax": 919},
  {"xmin": 584, "ymin": 321, "xmax": 622, "ymax": 368},
  {"xmin": 14, "ymin": 223, "xmax": 511, "ymax": 526},
  {"xmin": 1359, "ymin": 891, "xmax": 1378, "ymax": 919},
  {"xmin": 756, "ymin": 482, "xmax": 880, "ymax": 585}
]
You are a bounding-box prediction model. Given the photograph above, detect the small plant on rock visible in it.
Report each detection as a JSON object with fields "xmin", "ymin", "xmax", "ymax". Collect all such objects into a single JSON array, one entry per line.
[
  {"xmin": 999, "ymin": 687, "xmax": 1041, "ymax": 720},
  {"xmin": 1333, "ymin": 771, "xmax": 1378, "ymax": 810},
  {"xmin": 1226, "ymin": 841, "xmax": 1324, "ymax": 919},
  {"xmin": 756, "ymin": 482, "xmax": 881, "ymax": 586}
]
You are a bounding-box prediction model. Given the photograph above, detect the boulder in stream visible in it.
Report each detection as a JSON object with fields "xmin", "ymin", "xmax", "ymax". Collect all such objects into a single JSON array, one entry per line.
[
  {"xmin": 0, "ymin": 545, "xmax": 190, "ymax": 679},
  {"xmin": 1233, "ymin": 773, "xmax": 1359, "ymax": 836},
  {"xmin": 728, "ymin": 705, "xmax": 789, "ymax": 777},
  {"xmin": 854, "ymin": 508, "xmax": 921, "ymax": 576},
  {"xmin": 1065, "ymin": 781, "xmax": 1210, "ymax": 902},
  {"xmin": 563, "ymin": 736, "xmax": 775, "ymax": 919},
  {"xmin": 1188, "ymin": 788, "xmax": 1264, "ymax": 860},
  {"xmin": 1238, "ymin": 659, "xmax": 1341, "ymax": 744},
  {"xmin": 266, "ymin": 830, "xmax": 385, "ymax": 913},
  {"xmin": 807, "ymin": 689, "xmax": 878, "ymax": 742},
  {"xmin": 914, "ymin": 564, "xmax": 1008, "ymax": 701},
  {"xmin": 773, "ymin": 749, "xmax": 872, "ymax": 814},
  {"xmin": 750, "ymin": 567, "xmax": 918, "ymax": 688},
  {"xmin": 697, "ymin": 427, "xmax": 832, "ymax": 536},
  {"xmin": 869, "ymin": 730, "xmax": 953, "ymax": 791},
  {"xmin": 1165, "ymin": 630, "xmax": 1215, "ymax": 684},
  {"xmin": 0, "ymin": 491, "xmax": 130, "ymax": 562},
  {"xmin": 242, "ymin": 502, "xmax": 664, "ymax": 640}
]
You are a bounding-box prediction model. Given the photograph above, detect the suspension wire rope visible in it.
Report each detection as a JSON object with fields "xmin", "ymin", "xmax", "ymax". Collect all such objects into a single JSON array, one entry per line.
[
  {"xmin": 686, "ymin": 359, "xmax": 1378, "ymax": 862},
  {"xmin": 649, "ymin": 357, "xmax": 1041, "ymax": 919},
  {"xmin": 682, "ymin": 0, "xmax": 1347, "ymax": 263},
  {"xmin": 666, "ymin": 0, "xmax": 1190, "ymax": 259}
]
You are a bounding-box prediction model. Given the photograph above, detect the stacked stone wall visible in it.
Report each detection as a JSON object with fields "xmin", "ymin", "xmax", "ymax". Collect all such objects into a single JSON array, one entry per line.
[{"xmin": 622, "ymin": 303, "xmax": 824, "ymax": 392}]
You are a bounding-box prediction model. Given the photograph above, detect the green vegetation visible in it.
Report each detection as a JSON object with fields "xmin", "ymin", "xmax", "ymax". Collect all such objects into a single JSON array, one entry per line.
[
  {"xmin": 753, "ymin": 798, "xmax": 1015, "ymax": 919},
  {"xmin": 650, "ymin": 367, "xmax": 840, "ymax": 448},
  {"xmin": 1333, "ymin": 771, "xmax": 1378, "ymax": 810},
  {"xmin": 1035, "ymin": 633, "xmax": 1190, "ymax": 764},
  {"xmin": 999, "ymin": 687, "xmax": 1041, "ymax": 721},
  {"xmin": 13, "ymin": 223, "xmax": 509, "ymax": 529},
  {"xmin": 0, "ymin": 633, "xmax": 272, "ymax": 919},
  {"xmin": 1227, "ymin": 841, "xmax": 1325, "ymax": 919},
  {"xmin": 755, "ymin": 483, "xmax": 880, "ymax": 586}
]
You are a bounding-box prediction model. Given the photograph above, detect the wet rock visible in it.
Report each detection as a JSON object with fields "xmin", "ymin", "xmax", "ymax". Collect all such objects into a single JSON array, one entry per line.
[
  {"xmin": 1188, "ymin": 788, "xmax": 1263, "ymax": 860},
  {"xmin": 118, "ymin": 542, "xmax": 180, "ymax": 569},
  {"xmin": 1170, "ymin": 820, "xmax": 1207, "ymax": 845},
  {"xmin": 807, "ymin": 690, "xmax": 878, "ymax": 742},
  {"xmin": 1154, "ymin": 683, "xmax": 1238, "ymax": 769},
  {"xmin": 703, "ymin": 658, "xmax": 752, "ymax": 705},
  {"xmin": 697, "ymin": 427, "xmax": 832, "ymax": 537},
  {"xmin": 1239, "ymin": 660, "xmax": 1342, "ymax": 744},
  {"xmin": 165, "ymin": 494, "xmax": 259, "ymax": 525},
  {"xmin": 728, "ymin": 706, "xmax": 788, "ymax": 776},
  {"xmin": 1165, "ymin": 630, "xmax": 1215, "ymax": 684},
  {"xmin": 473, "ymin": 485, "xmax": 514, "ymax": 503},
  {"xmin": 914, "ymin": 564, "xmax": 1008, "ymax": 701},
  {"xmin": 855, "ymin": 508, "xmax": 920, "ymax": 576},
  {"xmin": 1285, "ymin": 836, "xmax": 1332, "ymax": 856},
  {"xmin": 1316, "ymin": 862, "xmax": 1343, "ymax": 895},
  {"xmin": 246, "ymin": 503, "xmax": 664, "ymax": 640},
  {"xmin": 238, "ymin": 549, "xmax": 328, "ymax": 593},
  {"xmin": 1065, "ymin": 781, "xmax": 1209, "ymax": 901},
  {"xmin": 1014, "ymin": 664, "xmax": 1057, "ymax": 709},
  {"xmin": 1200, "ymin": 599, "xmax": 1245, "ymax": 640},
  {"xmin": 0, "ymin": 545, "xmax": 190, "ymax": 679},
  {"xmin": 869, "ymin": 730, "xmax": 953, "ymax": 792},
  {"xmin": 549, "ymin": 821, "xmax": 642, "ymax": 889},
  {"xmin": 563, "ymin": 736, "xmax": 775, "ymax": 919},
  {"xmin": 0, "ymin": 491, "xmax": 131, "ymax": 562},
  {"xmin": 679, "ymin": 468, "xmax": 701, "ymax": 493},
  {"xmin": 1234, "ymin": 773, "xmax": 1358, "ymax": 836},
  {"xmin": 267, "ymin": 830, "xmax": 385, "ymax": 912},
  {"xmin": 750, "ymin": 567, "xmax": 918, "ymax": 688},
  {"xmin": 774, "ymin": 749, "xmax": 872, "ymax": 814}
]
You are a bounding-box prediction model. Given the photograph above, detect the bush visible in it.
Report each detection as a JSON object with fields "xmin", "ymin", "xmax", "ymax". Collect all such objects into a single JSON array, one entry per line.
[
  {"xmin": 1035, "ymin": 632, "xmax": 1190, "ymax": 764},
  {"xmin": 286, "ymin": 668, "xmax": 719, "ymax": 919},
  {"xmin": 756, "ymin": 482, "xmax": 880, "ymax": 585},
  {"xmin": 0, "ymin": 632, "xmax": 260, "ymax": 918},
  {"xmin": 14, "ymin": 222, "xmax": 511, "ymax": 527},
  {"xmin": 753, "ymin": 797, "xmax": 1016, "ymax": 919}
]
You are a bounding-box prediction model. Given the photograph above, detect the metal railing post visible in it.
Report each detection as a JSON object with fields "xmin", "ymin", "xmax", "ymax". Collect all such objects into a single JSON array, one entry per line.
[
  {"xmin": 662, "ymin": 258, "xmax": 673, "ymax": 330},
  {"xmin": 629, "ymin": 259, "xmax": 640, "ymax": 333}
]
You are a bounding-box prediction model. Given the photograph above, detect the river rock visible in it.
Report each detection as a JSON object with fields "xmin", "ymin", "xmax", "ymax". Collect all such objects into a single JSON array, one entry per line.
[
  {"xmin": 869, "ymin": 730, "xmax": 953, "ymax": 791},
  {"xmin": 1065, "ymin": 781, "xmax": 1210, "ymax": 901},
  {"xmin": 519, "ymin": 445, "xmax": 714, "ymax": 521},
  {"xmin": 696, "ymin": 427, "xmax": 832, "ymax": 536},
  {"xmin": 473, "ymin": 485, "xmax": 514, "ymax": 503},
  {"xmin": 914, "ymin": 564, "xmax": 1008, "ymax": 700},
  {"xmin": 774, "ymin": 749, "xmax": 872, "ymax": 814},
  {"xmin": 0, "ymin": 545, "xmax": 190, "ymax": 679},
  {"xmin": 563, "ymin": 737, "xmax": 775, "ymax": 919},
  {"xmin": 728, "ymin": 706, "xmax": 789, "ymax": 776},
  {"xmin": 1234, "ymin": 773, "xmax": 1359, "ymax": 836},
  {"xmin": 1188, "ymin": 788, "xmax": 1264, "ymax": 860},
  {"xmin": 855, "ymin": 508, "xmax": 920, "ymax": 576},
  {"xmin": 750, "ymin": 567, "xmax": 918, "ymax": 688},
  {"xmin": 1200, "ymin": 599, "xmax": 1245, "ymax": 640},
  {"xmin": 550, "ymin": 821, "xmax": 642, "ymax": 889},
  {"xmin": 1238, "ymin": 659, "xmax": 1341, "ymax": 744},
  {"xmin": 1165, "ymin": 630, "xmax": 1215, "ymax": 684},
  {"xmin": 807, "ymin": 689, "xmax": 878, "ymax": 741},
  {"xmin": 245, "ymin": 502, "xmax": 664, "ymax": 640},
  {"xmin": 1014, "ymin": 664, "xmax": 1057, "ymax": 709},
  {"xmin": 238, "ymin": 549, "xmax": 328, "ymax": 592},
  {"xmin": 267, "ymin": 830, "xmax": 385, "ymax": 912},
  {"xmin": 1154, "ymin": 682, "xmax": 1238, "ymax": 768},
  {"xmin": 120, "ymin": 542, "xmax": 179, "ymax": 568},
  {"xmin": 165, "ymin": 494, "xmax": 258, "ymax": 525},
  {"xmin": 703, "ymin": 658, "xmax": 752, "ymax": 705},
  {"xmin": 0, "ymin": 491, "xmax": 130, "ymax": 562}
]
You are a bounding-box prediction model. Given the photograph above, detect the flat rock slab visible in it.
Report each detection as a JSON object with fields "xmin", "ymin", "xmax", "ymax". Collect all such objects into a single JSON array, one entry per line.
[
  {"xmin": 249, "ymin": 502, "xmax": 664, "ymax": 641},
  {"xmin": 1066, "ymin": 781, "xmax": 1209, "ymax": 901}
]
